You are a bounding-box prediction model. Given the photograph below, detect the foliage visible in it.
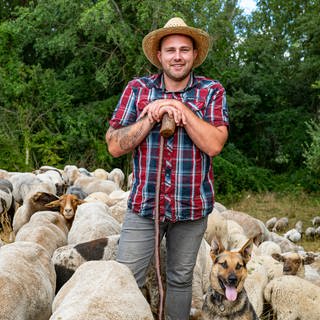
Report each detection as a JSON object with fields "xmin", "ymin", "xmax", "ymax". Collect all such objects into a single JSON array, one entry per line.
[
  {"xmin": 213, "ymin": 143, "xmax": 274, "ymax": 202},
  {"xmin": 0, "ymin": 0, "xmax": 319, "ymax": 195},
  {"xmin": 303, "ymin": 120, "xmax": 320, "ymax": 177}
]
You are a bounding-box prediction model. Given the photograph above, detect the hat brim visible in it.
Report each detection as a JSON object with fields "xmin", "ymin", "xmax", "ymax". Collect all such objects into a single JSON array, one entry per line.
[{"xmin": 142, "ymin": 26, "xmax": 211, "ymax": 69}]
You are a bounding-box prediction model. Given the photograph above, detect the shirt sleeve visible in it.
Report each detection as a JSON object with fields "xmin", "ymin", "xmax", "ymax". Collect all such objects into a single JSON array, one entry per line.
[
  {"xmin": 205, "ymin": 83, "xmax": 229, "ymax": 127},
  {"xmin": 109, "ymin": 82, "xmax": 137, "ymax": 129}
]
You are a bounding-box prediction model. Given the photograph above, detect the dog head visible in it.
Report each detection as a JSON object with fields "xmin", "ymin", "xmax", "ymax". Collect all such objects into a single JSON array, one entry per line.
[{"xmin": 209, "ymin": 237, "xmax": 253, "ymax": 302}]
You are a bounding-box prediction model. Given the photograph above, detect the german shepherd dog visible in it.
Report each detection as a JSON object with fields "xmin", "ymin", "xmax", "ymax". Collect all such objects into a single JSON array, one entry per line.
[{"xmin": 202, "ymin": 237, "xmax": 258, "ymax": 320}]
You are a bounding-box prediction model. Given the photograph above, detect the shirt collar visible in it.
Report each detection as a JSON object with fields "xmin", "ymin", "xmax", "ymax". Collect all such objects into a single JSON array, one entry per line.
[{"xmin": 153, "ymin": 72, "xmax": 199, "ymax": 93}]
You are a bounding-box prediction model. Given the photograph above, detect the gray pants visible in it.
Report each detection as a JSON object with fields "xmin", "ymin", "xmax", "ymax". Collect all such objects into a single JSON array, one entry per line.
[{"xmin": 116, "ymin": 210, "xmax": 208, "ymax": 320}]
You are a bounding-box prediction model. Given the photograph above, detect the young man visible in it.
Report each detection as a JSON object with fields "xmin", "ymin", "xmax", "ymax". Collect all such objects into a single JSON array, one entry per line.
[{"xmin": 106, "ymin": 17, "xmax": 229, "ymax": 320}]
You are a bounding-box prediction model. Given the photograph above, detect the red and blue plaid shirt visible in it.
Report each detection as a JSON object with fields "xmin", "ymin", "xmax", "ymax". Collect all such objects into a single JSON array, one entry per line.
[{"xmin": 109, "ymin": 72, "xmax": 229, "ymax": 222}]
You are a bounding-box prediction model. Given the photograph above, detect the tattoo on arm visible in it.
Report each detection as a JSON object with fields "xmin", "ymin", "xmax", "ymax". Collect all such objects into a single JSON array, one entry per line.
[{"xmin": 107, "ymin": 118, "xmax": 150, "ymax": 153}]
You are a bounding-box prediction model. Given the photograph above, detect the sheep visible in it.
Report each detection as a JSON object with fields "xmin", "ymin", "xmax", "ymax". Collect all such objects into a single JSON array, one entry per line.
[
  {"xmin": 295, "ymin": 220, "xmax": 303, "ymax": 233},
  {"xmin": 272, "ymin": 217, "xmax": 289, "ymax": 233},
  {"xmin": 265, "ymin": 216, "xmax": 277, "ymax": 231},
  {"xmin": 213, "ymin": 201, "xmax": 227, "ymax": 213},
  {"xmin": 35, "ymin": 168, "xmax": 66, "ymax": 196},
  {"xmin": 315, "ymin": 226, "xmax": 320, "ymax": 238},
  {"xmin": 284, "ymin": 228, "xmax": 302, "ymax": 243},
  {"xmin": 220, "ymin": 209, "xmax": 269, "ymax": 245},
  {"xmin": 92, "ymin": 168, "xmax": 109, "ymax": 180},
  {"xmin": 127, "ymin": 172, "xmax": 133, "ymax": 190},
  {"xmin": 15, "ymin": 211, "xmax": 68, "ymax": 256},
  {"xmin": 0, "ymin": 241, "xmax": 56, "ymax": 320},
  {"xmin": 256, "ymin": 240, "xmax": 282, "ymax": 256},
  {"xmin": 9, "ymin": 172, "xmax": 56, "ymax": 205},
  {"xmin": 0, "ymin": 179, "xmax": 15, "ymax": 242},
  {"xmin": 45, "ymin": 193, "xmax": 85, "ymax": 230},
  {"xmin": 107, "ymin": 168, "xmax": 125, "ymax": 189},
  {"xmin": 67, "ymin": 201, "xmax": 121, "ymax": 244},
  {"xmin": 62, "ymin": 165, "xmax": 81, "ymax": 185},
  {"xmin": 244, "ymin": 256, "xmax": 269, "ymax": 317},
  {"xmin": 66, "ymin": 185, "xmax": 88, "ymax": 199},
  {"xmin": 305, "ymin": 226, "xmax": 316, "ymax": 240},
  {"xmin": 264, "ymin": 275, "xmax": 320, "ymax": 320},
  {"xmin": 204, "ymin": 209, "xmax": 228, "ymax": 249},
  {"xmin": 74, "ymin": 175, "xmax": 119, "ymax": 195},
  {"xmin": 12, "ymin": 191, "xmax": 59, "ymax": 234},
  {"xmin": 50, "ymin": 260, "xmax": 154, "ymax": 320},
  {"xmin": 190, "ymin": 238, "xmax": 212, "ymax": 319},
  {"xmin": 52, "ymin": 235, "xmax": 120, "ymax": 293},
  {"xmin": 271, "ymin": 251, "xmax": 320, "ymax": 286},
  {"xmin": 311, "ymin": 216, "xmax": 320, "ymax": 227},
  {"xmin": 268, "ymin": 231, "xmax": 303, "ymax": 252},
  {"xmin": 226, "ymin": 219, "xmax": 249, "ymax": 250}
]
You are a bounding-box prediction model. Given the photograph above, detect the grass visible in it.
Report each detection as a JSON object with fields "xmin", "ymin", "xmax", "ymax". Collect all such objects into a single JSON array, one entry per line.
[{"xmin": 225, "ymin": 191, "xmax": 320, "ymax": 252}]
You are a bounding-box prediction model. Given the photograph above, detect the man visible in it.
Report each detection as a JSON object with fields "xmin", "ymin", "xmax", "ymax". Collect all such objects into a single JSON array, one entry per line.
[{"xmin": 106, "ymin": 17, "xmax": 229, "ymax": 320}]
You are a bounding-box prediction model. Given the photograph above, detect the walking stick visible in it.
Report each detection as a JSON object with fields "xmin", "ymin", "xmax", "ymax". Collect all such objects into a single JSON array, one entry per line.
[{"xmin": 155, "ymin": 113, "xmax": 176, "ymax": 320}]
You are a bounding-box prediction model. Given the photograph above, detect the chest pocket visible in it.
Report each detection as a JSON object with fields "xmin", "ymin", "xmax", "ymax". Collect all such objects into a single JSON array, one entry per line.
[{"xmin": 183, "ymin": 97, "xmax": 206, "ymax": 119}]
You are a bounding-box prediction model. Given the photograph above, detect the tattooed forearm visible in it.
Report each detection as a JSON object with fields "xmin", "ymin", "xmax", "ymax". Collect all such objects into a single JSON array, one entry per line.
[
  {"xmin": 118, "ymin": 121, "xmax": 145, "ymax": 152},
  {"xmin": 106, "ymin": 116, "xmax": 153, "ymax": 155}
]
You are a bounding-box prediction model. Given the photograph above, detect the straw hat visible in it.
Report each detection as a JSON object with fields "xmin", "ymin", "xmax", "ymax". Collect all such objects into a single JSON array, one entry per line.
[{"xmin": 142, "ymin": 17, "xmax": 211, "ymax": 69}]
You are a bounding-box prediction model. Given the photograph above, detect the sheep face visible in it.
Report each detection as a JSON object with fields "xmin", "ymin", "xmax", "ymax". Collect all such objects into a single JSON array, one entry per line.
[
  {"xmin": 272, "ymin": 252, "xmax": 315, "ymax": 276},
  {"xmin": 46, "ymin": 194, "xmax": 85, "ymax": 227}
]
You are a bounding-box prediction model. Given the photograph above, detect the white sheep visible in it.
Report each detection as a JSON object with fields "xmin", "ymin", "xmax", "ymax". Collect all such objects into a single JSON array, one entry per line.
[
  {"xmin": 52, "ymin": 235, "xmax": 120, "ymax": 293},
  {"xmin": 107, "ymin": 168, "xmax": 125, "ymax": 189},
  {"xmin": 256, "ymin": 240, "xmax": 282, "ymax": 256},
  {"xmin": 204, "ymin": 209, "xmax": 228, "ymax": 249},
  {"xmin": 311, "ymin": 216, "xmax": 320, "ymax": 227},
  {"xmin": 15, "ymin": 210, "xmax": 68, "ymax": 256},
  {"xmin": 0, "ymin": 241, "xmax": 56, "ymax": 320},
  {"xmin": 92, "ymin": 168, "xmax": 109, "ymax": 180},
  {"xmin": 305, "ymin": 226, "xmax": 316, "ymax": 240},
  {"xmin": 284, "ymin": 228, "xmax": 302, "ymax": 243},
  {"xmin": 67, "ymin": 202, "xmax": 121, "ymax": 244},
  {"xmin": 220, "ymin": 209, "xmax": 269, "ymax": 245},
  {"xmin": 295, "ymin": 220, "xmax": 303, "ymax": 233},
  {"xmin": 264, "ymin": 275, "xmax": 320, "ymax": 320},
  {"xmin": 272, "ymin": 217, "xmax": 289, "ymax": 233},
  {"xmin": 74, "ymin": 175, "xmax": 119, "ymax": 195},
  {"xmin": 265, "ymin": 216, "xmax": 277, "ymax": 231},
  {"xmin": 50, "ymin": 260, "xmax": 154, "ymax": 320}
]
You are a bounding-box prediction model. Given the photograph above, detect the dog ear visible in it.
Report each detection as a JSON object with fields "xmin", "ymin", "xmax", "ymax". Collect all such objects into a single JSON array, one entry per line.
[
  {"xmin": 239, "ymin": 238, "xmax": 253, "ymax": 264},
  {"xmin": 210, "ymin": 237, "xmax": 225, "ymax": 261}
]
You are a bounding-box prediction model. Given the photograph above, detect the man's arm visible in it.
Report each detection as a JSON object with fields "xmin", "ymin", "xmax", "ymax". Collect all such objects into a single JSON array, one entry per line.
[{"xmin": 105, "ymin": 116, "xmax": 154, "ymax": 158}]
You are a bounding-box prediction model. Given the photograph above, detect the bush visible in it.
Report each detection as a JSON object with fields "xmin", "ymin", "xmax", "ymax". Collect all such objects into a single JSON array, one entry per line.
[{"xmin": 213, "ymin": 143, "xmax": 274, "ymax": 202}]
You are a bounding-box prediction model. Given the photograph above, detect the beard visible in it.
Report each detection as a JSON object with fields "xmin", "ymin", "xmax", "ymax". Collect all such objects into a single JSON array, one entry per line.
[{"xmin": 162, "ymin": 64, "xmax": 192, "ymax": 82}]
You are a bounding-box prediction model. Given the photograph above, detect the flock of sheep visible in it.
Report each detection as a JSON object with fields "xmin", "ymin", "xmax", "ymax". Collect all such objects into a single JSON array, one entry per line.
[{"xmin": 0, "ymin": 164, "xmax": 319, "ymax": 320}]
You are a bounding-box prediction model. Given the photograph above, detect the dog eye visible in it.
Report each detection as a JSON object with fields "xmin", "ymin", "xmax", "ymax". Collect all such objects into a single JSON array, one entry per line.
[
  {"xmin": 220, "ymin": 261, "xmax": 228, "ymax": 269},
  {"xmin": 235, "ymin": 263, "xmax": 243, "ymax": 270}
]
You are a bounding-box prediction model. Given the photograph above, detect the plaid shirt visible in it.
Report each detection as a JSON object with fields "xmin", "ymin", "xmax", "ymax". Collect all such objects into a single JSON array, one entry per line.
[{"xmin": 109, "ymin": 72, "xmax": 229, "ymax": 222}]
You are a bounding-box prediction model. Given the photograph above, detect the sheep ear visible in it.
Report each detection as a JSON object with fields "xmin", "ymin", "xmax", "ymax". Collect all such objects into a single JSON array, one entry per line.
[
  {"xmin": 239, "ymin": 238, "xmax": 253, "ymax": 264},
  {"xmin": 45, "ymin": 199, "xmax": 60, "ymax": 208},
  {"xmin": 210, "ymin": 237, "xmax": 225, "ymax": 261},
  {"xmin": 77, "ymin": 199, "xmax": 86, "ymax": 205},
  {"xmin": 271, "ymin": 253, "xmax": 283, "ymax": 262},
  {"xmin": 303, "ymin": 255, "xmax": 315, "ymax": 265}
]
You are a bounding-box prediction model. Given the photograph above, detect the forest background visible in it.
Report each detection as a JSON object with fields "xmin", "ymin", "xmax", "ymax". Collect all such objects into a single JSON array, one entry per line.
[{"xmin": 0, "ymin": 0, "xmax": 319, "ymax": 204}]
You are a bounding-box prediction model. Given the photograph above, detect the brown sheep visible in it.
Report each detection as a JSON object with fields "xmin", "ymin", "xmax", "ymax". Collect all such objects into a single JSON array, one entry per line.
[{"xmin": 46, "ymin": 194, "xmax": 85, "ymax": 230}]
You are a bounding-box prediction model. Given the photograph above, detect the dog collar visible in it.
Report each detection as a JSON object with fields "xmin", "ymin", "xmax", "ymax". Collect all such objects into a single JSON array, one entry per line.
[{"xmin": 208, "ymin": 287, "xmax": 225, "ymax": 312}]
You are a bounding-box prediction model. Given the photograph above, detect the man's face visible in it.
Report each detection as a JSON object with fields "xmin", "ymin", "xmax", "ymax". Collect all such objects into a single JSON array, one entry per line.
[{"xmin": 157, "ymin": 34, "xmax": 198, "ymax": 82}]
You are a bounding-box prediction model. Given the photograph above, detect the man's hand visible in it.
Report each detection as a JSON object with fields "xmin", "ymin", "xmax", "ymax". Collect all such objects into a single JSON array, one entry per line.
[{"xmin": 139, "ymin": 99, "xmax": 187, "ymax": 126}]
